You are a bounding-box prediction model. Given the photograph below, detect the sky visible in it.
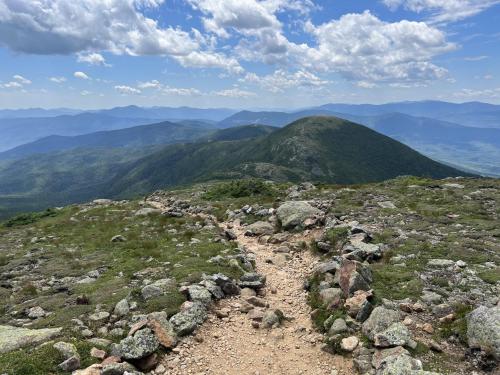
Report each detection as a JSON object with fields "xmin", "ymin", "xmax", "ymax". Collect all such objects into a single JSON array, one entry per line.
[{"xmin": 0, "ymin": 0, "xmax": 499, "ymax": 109}]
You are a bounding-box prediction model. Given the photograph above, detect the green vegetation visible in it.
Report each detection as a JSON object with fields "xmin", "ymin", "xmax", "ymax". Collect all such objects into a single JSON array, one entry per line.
[
  {"xmin": 478, "ymin": 268, "xmax": 500, "ymax": 284},
  {"xmin": 203, "ymin": 179, "xmax": 277, "ymax": 200},
  {"xmin": 2, "ymin": 208, "xmax": 60, "ymax": 228}
]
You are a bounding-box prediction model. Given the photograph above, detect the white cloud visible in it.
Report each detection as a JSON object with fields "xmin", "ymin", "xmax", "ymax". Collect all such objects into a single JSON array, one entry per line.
[
  {"xmin": 242, "ymin": 69, "xmax": 329, "ymax": 93},
  {"xmin": 464, "ymin": 55, "xmax": 488, "ymax": 61},
  {"xmin": 77, "ymin": 52, "xmax": 110, "ymax": 66},
  {"xmin": 13, "ymin": 75, "xmax": 31, "ymax": 85},
  {"xmin": 162, "ymin": 87, "xmax": 202, "ymax": 96},
  {"xmin": 213, "ymin": 88, "xmax": 256, "ymax": 98},
  {"xmin": 452, "ymin": 87, "xmax": 500, "ymax": 99},
  {"xmin": 0, "ymin": 81, "xmax": 22, "ymax": 89},
  {"xmin": 50, "ymin": 76, "xmax": 67, "ymax": 83},
  {"xmin": 174, "ymin": 51, "xmax": 244, "ymax": 74},
  {"xmin": 80, "ymin": 90, "xmax": 91, "ymax": 96},
  {"xmin": 115, "ymin": 85, "xmax": 141, "ymax": 94},
  {"xmin": 299, "ymin": 11, "xmax": 455, "ymax": 84},
  {"xmin": 138, "ymin": 80, "xmax": 162, "ymax": 89},
  {"xmin": 74, "ymin": 71, "xmax": 91, "ymax": 80},
  {"xmin": 357, "ymin": 81, "xmax": 377, "ymax": 89},
  {"xmin": 382, "ymin": 0, "xmax": 500, "ymax": 23}
]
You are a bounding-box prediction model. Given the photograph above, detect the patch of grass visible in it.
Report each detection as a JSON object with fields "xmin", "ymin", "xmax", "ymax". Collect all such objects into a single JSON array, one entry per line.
[
  {"xmin": 203, "ymin": 179, "xmax": 277, "ymax": 200},
  {"xmin": 324, "ymin": 227, "xmax": 349, "ymax": 249},
  {"xmin": 371, "ymin": 264, "xmax": 423, "ymax": 301},
  {"xmin": 436, "ymin": 303, "xmax": 473, "ymax": 345},
  {"xmin": 478, "ymin": 269, "xmax": 500, "ymax": 284},
  {"xmin": 2, "ymin": 208, "xmax": 61, "ymax": 228}
]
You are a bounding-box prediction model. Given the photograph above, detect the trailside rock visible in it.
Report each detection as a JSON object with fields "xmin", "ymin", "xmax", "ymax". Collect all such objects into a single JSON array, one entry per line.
[
  {"xmin": 276, "ymin": 201, "xmax": 322, "ymax": 231},
  {"xmin": 118, "ymin": 328, "xmax": 159, "ymax": 360},
  {"xmin": 467, "ymin": 305, "xmax": 500, "ymax": 360},
  {"xmin": 0, "ymin": 325, "xmax": 62, "ymax": 354},
  {"xmin": 238, "ymin": 272, "xmax": 266, "ymax": 290},
  {"xmin": 374, "ymin": 323, "xmax": 412, "ymax": 348},
  {"xmin": 169, "ymin": 302, "xmax": 208, "ymax": 336},
  {"xmin": 339, "ymin": 260, "xmax": 373, "ymax": 297},
  {"xmin": 244, "ymin": 221, "xmax": 275, "ymax": 236},
  {"xmin": 373, "ymin": 346, "xmax": 423, "ymax": 374},
  {"xmin": 182, "ymin": 285, "xmax": 213, "ymax": 306},
  {"xmin": 210, "ymin": 273, "xmax": 240, "ymax": 296},
  {"xmin": 362, "ymin": 307, "xmax": 401, "ymax": 341},
  {"xmin": 147, "ymin": 312, "xmax": 178, "ymax": 349}
]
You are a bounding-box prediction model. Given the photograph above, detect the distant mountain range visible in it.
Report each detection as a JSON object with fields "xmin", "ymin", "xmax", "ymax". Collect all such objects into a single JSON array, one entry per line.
[{"xmin": 0, "ymin": 117, "xmax": 466, "ymax": 218}]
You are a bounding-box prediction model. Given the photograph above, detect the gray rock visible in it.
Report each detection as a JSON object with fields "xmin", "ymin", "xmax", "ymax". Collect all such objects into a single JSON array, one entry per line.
[
  {"xmin": 362, "ymin": 307, "xmax": 401, "ymax": 341},
  {"xmin": 169, "ymin": 302, "xmax": 208, "ymax": 336},
  {"xmin": 134, "ymin": 208, "xmax": 161, "ymax": 216},
  {"xmin": 27, "ymin": 306, "xmax": 46, "ymax": 319},
  {"xmin": 467, "ymin": 305, "xmax": 500, "ymax": 360},
  {"xmin": 427, "ymin": 259, "xmax": 455, "ymax": 268},
  {"xmin": 58, "ymin": 356, "xmax": 81, "ymax": 372},
  {"xmin": 276, "ymin": 201, "xmax": 322, "ymax": 231},
  {"xmin": 373, "ymin": 346, "xmax": 423, "ymax": 374},
  {"xmin": 374, "ymin": 323, "xmax": 412, "ymax": 348},
  {"xmin": 319, "ymin": 288, "xmax": 343, "ymax": 308},
  {"xmin": 313, "ymin": 260, "xmax": 340, "ymax": 275},
  {"xmin": 421, "ymin": 291, "xmax": 442, "ymax": 305},
  {"xmin": 200, "ymin": 279, "xmax": 224, "ymax": 300},
  {"xmin": 339, "ymin": 260, "xmax": 373, "ymax": 297},
  {"xmin": 102, "ymin": 362, "xmax": 139, "ymax": 375},
  {"xmin": 238, "ymin": 272, "xmax": 266, "ymax": 290},
  {"xmin": 141, "ymin": 285, "xmax": 162, "ymax": 300},
  {"xmin": 53, "ymin": 341, "xmax": 79, "ymax": 360},
  {"xmin": 262, "ymin": 310, "xmax": 282, "ymax": 328},
  {"xmin": 210, "ymin": 273, "xmax": 240, "ymax": 296},
  {"xmin": 118, "ymin": 328, "xmax": 159, "ymax": 360},
  {"xmin": 89, "ymin": 311, "xmax": 110, "ymax": 322},
  {"xmin": 245, "ymin": 221, "xmax": 275, "ymax": 236},
  {"xmin": 329, "ymin": 318, "xmax": 348, "ymax": 335},
  {"xmin": 0, "ymin": 325, "xmax": 62, "ymax": 354},
  {"xmin": 185, "ymin": 285, "xmax": 212, "ymax": 306},
  {"xmin": 114, "ymin": 299, "xmax": 130, "ymax": 317}
]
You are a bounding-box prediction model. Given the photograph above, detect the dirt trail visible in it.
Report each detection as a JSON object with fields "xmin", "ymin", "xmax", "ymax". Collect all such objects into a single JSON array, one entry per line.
[{"xmin": 155, "ymin": 214, "xmax": 354, "ymax": 375}]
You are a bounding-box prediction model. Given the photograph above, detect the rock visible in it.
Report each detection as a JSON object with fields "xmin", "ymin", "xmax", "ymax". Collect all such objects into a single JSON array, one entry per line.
[
  {"xmin": 110, "ymin": 235, "xmax": 126, "ymax": 243},
  {"xmin": 377, "ymin": 201, "xmax": 397, "ymax": 209},
  {"xmin": 374, "ymin": 323, "xmax": 411, "ymax": 348},
  {"xmin": 341, "ymin": 336, "xmax": 359, "ymax": 352},
  {"xmin": 313, "ymin": 260, "xmax": 340, "ymax": 275},
  {"xmin": 339, "ymin": 260, "xmax": 373, "ymax": 297},
  {"xmin": 372, "ymin": 346, "xmax": 423, "ymax": 373},
  {"xmin": 362, "ymin": 307, "xmax": 400, "ymax": 341},
  {"xmin": 101, "ymin": 362, "xmax": 138, "ymax": 375},
  {"xmin": 53, "ymin": 341, "xmax": 79, "ymax": 359},
  {"xmin": 27, "ymin": 306, "xmax": 46, "ymax": 319},
  {"xmin": 240, "ymin": 288, "xmax": 257, "ymax": 298},
  {"xmin": 73, "ymin": 364, "xmax": 102, "ymax": 375},
  {"xmin": 421, "ymin": 291, "xmax": 442, "ymax": 305},
  {"xmin": 114, "ymin": 299, "xmax": 130, "ymax": 317},
  {"xmin": 58, "ymin": 355, "xmax": 81, "ymax": 371},
  {"xmin": 141, "ymin": 285, "xmax": 162, "ymax": 300},
  {"xmin": 467, "ymin": 305, "xmax": 500, "ymax": 360},
  {"xmin": 0, "ymin": 325, "xmax": 62, "ymax": 354},
  {"xmin": 118, "ymin": 328, "xmax": 159, "ymax": 360},
  {"xmin": 262, "ymin": 310, "xmax": 282, "ymax": 328},
  {"xmin": 89, "ymin": 311, "xmax": 110, "ymax": 322},
  {"xmin": 210, "ymin": 273, "xmax": 240, "ymax": 295},
  {"xmin": 329, "ymin": 318, "xmax": 348, "ymax": 335},
  {"xmin": 427, "ymin": 259, "xmax": 455, "ymax": 268},
  {"xmin": 147, "ymin": 311, "xmax": 178, "ymax": 349},
  {"xmin": 276, "ymin": 201, "xmax": 322, "ymax": 231},
  {"xmin": 345, "ymin": 290, "xmax": 374, "ymax": 322},
  {"xmin": 244, "ymin": 221, "xmax": 275, "ymax": 236},
  {"xmin": 238, "ymin": 272, "xmax": 266, "ymax": 290},
  {"xmin": 247, "ymin": 308, "xmax": 266, "ymax": 321},
  {"xmin": 90, "ymin": 347, "xmax": 106, "ymax": 359},
  {"xmin": 246, "ymin": 296, "xmax": 268, "ymax": 308},
  {"xmin": 183, "ymin": 285, "xmax": 212, "ymax": 306},
  {"xmin": 319, "ymin": 288, "xmax": 343, "ymax": 309},
  {"xmin": 169, "ymin": 302, "xmax": 207, "ymax": 336}
]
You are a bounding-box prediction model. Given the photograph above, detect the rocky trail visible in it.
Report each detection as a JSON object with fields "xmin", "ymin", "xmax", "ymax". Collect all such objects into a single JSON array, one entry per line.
[{"xmin": 158, "ymin": 220, "xmax": 353, "ymax": 375}]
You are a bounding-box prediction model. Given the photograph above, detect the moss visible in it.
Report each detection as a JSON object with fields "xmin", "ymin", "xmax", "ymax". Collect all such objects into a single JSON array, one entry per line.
[{"xmin": 371, "ymin": 264, "xmax": 423, "ymax": 301}]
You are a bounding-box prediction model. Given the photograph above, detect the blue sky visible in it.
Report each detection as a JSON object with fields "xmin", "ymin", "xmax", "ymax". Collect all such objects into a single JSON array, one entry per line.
[{"xmin": 0, "ymin": 0, "xmax": 499, "ymax": 109}]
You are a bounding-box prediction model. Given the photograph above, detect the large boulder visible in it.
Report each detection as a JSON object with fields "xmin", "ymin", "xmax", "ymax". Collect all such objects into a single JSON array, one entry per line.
[
  {"xmin": 467, "ymin": 305, "xmax": 500, "ymax": 360},
  {"xmin": 147, "ymin": 312, "xmax": 178, "ymax": 349},
  {"xmin": 169, "ymin": 302, "xmax": 208, "ymax": 336},
  {"xmin": 0, "ymin": 325, "xmax": 62, "ymax": 354},
  {"xmin": 373, "ymin": 346, "xmax": 423, "ymax": 374},
  {"xmin": 374, "ymin": 323, "xmax": 412, "ymax": 348},
  {"xmin": 276, "ymin": 201, "xmax": 322, "ymax": 231},
  {"xmin": 362, "ymin": 307, "xmax": 401, "ymax": 341}
]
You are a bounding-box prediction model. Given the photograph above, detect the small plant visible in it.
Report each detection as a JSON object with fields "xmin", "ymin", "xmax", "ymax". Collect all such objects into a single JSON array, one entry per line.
[{"xmin": 324, "ymin": 227, "xmax": 349, "ymax": 249}]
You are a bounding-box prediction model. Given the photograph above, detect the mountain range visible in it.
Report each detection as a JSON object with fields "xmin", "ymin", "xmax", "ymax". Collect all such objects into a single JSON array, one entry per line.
[{"xmin": 0, "ymin": 117, "xmax": 466, "ymax": 218}]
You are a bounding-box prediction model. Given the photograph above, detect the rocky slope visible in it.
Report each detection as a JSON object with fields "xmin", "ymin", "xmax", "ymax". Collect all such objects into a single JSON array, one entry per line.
[{"xmin": 0, "ymin": 177, "xmax": 498, "ymax": 374}]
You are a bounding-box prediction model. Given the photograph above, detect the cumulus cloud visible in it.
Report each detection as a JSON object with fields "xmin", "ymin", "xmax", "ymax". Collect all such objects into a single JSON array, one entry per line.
[
  {"xmin": 74, "ymin": 71, "xmax": 91, "ymax": 80},
  {"xmin": 0, "ymin": 74, "xmax": 31, "ymax": 89},
  {"xmin": 115, "ymin": 85, "xmax": 142, "ymax": 94},
  {"xmin": 162, "ymin": 87, "xmax": 202, "ymax": 96},
  {"xmin": 50, "ymin": 76, "xmax": 67, "ymax": 83},
  {"xmin": 382, "ymin": 0, "xmax": 500, "ymax": 23},
  {"xmin": 174, "ymin": 51, "xmax": 244, "ymax": 74},
  {"xmin": 138, "ymin": 80, "xmax": 162, "ymax": 89},
  {"xmin": 242, "ymin": 69, "xmax": 329, "ymax": 93},
  {"xmin": 77, "ymin": 52, "xmax": 110, "ymax": 66},
  {"xmin": 299, "ymin": 11, "xmax": 455, "ymax": 84}
]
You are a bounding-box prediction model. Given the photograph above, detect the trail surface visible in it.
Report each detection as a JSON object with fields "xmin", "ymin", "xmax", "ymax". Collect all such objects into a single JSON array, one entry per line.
[{"xmin": 156, "ymin": 216, "xmax": 354, "ymax": 375}]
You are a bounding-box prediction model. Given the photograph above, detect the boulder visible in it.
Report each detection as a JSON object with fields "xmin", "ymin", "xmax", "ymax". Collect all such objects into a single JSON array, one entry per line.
[
  {"xmin": 262, "ymin": 310, "xmax": 283, "ymax": 328},
  {"xmin": 169, "ymin": 302, "xmax": 208, "ymax": 336},
  {"xmin": 276, "ymin": 201, "xmax": 322, "ymax": 231},
  {"xmin": 245, "ymin": 221, "xmax": 275, "ymax": 236},
  {"xmin": 27, "ymin": 306, "xmax": 46, "ymax": 319},
  {"xmin": 329, "ymin": 318, "xmax": 348, "ymax": 335},
  {"xmin": 147, "ymin": 311, "xmax": 178, "ymax": 349},
  {"xmin": 183, "ymin": 285, "xmax": 212, "ymax": 306},
  {"xmin": 0, "ymin": 325, "xmax": 62, "ymax": 354},
  {"xmin": 372, "ymin": 346, "xmax": 423, "ymax": 374},
  {"xmin": 238, "ymin": 272, "xmax": 266, "ymax": 290},
  {"xmin": 118, "ymin": 328, "xmax": 159, "ymax": 360},
  {"xmin": 114, "ymin": 299, "xmax": 130, "ymax": 317},
  {"xmin": 53, "ymin": 341, "xmax": 79, "ymax": 360},
  {"xmin": 467, "ymin": 305, "xmax": 500, "ymax": 360},
  {"xmin": 345, "ymin": 290, "xmax": 374, "ymax": 322},
  {"xmin": 319, "ymin": 288, "xmax": 343, "ymax": 309},
  {"xmin": 339, "ymin": 260, "xmax": 372, "ymax": 297},
  {"xmin": 362, "ymin": 307, "xmax": 400, "ymax": 341},
  {"xmin": 210, "ymin": 273, "xmax": 240, "ymax": 296},
  {"xmin": 374, "ymin": 323, "xmax": 412, "ymax": 348},
  {"xmin": 58, "ymin": 356, "xmax": 81, "ymax": 372}
]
